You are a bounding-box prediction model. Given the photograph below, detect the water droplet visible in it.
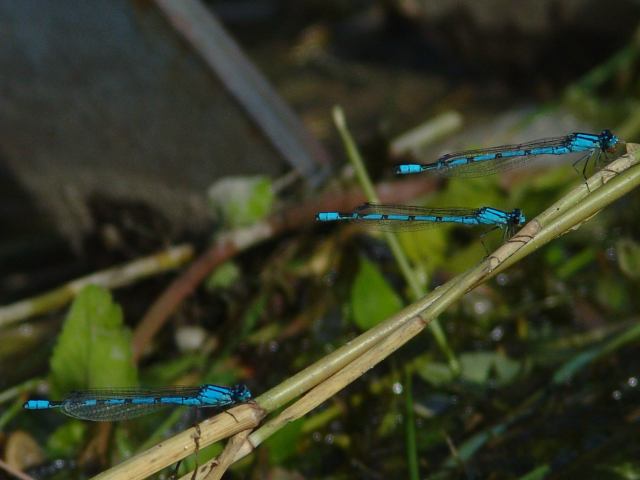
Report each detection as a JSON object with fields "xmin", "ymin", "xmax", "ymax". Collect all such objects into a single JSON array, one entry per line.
[
  {"xmin": 496, "ymin": 273, "xmax": 509, "ymax": 286},
  {"xmin": 268, "ymin": 341, "xmax": 279, "ymax": 353},
  {"xmin": 612, "ymin": 390, "xmax": 622, "ymax": 401},
  {"xmin": 174, "ymin": 326, "xmax": 207, "ymax": 352},
  {"xmin": 312, "ymin": 432, "xmax": 322, "ymax": 442},
  {"xmin": 18, "ymin": 324, "xmax": 34, "ymax": 336},
  {"xmin": 392, "ymin": 382, "xmax": 403, "ymax": 395},
  {"xmin": 473, "ymin": 298, "xmax": 492, "ymax": 315},
  {"xmin": 490, "ymin": 326, "xmax": 504, "ymax": 341},
  {"xmin": 628, "ymin": 377, "xmax": 638, "ymax": 388},
  {"xmin": 605, "ymin": 246, "xmax": 616, "ymax": 261},
  {"xmin": 324, "ymin": 433, "xmax": 334, "ymax": 445}
]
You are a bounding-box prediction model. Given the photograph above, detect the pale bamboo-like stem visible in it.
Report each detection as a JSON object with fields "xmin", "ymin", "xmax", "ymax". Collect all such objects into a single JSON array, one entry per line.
[
  {"xmin": 182, "ymin": 145, "xmax": 640, "ymax": 478},
  {"xmin": 0, "ymin": 244, "xmax": 194, "ymax": 328},
  {"xmin": 90, "ymin": 403, "xmax": 265, "ymax": 480},
  {"xmin": 180, "ymin": 429, "xmax": 253, "ymax": 480}
]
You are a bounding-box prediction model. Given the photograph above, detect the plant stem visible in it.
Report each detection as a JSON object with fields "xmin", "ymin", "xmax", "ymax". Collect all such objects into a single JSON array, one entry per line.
[
  {"xmin": 332, "ymin": 105, "xmax": 460, "ymax": 373},
  {"xmin": 405, "ymin": 370, "xmax": 420, "ymax": 480}
]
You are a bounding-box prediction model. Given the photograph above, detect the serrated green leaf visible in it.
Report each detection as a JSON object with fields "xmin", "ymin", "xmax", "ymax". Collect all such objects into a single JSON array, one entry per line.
[
  {"xmin": 50, "ymin": 285, "xmax": 137, "ymax": 396},
  {"xmin": 350, "ymin": 257, "xmax": 403, "ymax": 330}
]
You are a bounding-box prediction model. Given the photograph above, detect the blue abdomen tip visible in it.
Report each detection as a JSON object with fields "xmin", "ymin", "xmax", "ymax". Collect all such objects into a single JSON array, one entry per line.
[
  {"xmin": 395, "ymin": 164, "xmax": 423, "ymax": 175},
  {"xmin": 24, "ymin": 400, "xmax": 52, "ymax": 410},
  {"xmin": 316, "ymin": 212, "xmax": 340, "ymax": 222}
]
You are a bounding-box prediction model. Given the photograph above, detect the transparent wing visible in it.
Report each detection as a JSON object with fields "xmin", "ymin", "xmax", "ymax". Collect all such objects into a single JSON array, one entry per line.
[
  {"xmin": 439, "ymin": 135, "xmax": 571, "ymax": 161},
  {"xmin": 65, "ymin": 385, "xmax": 203, "ymax": 400},
  {"xmin": 59, "ymin": 386, "xmax": 205, "ymax": 421},
  {"xmin": 351, "ymin": 203, "xmax": 483, "ymax": 232},
  {"xmin": 61, "ymin": 401, "xmax": 169, "ymax": 421},
  {"xmin": 431, "ymin": 135, "xmax": 578, "ymax": 177},
  {"xmin": 358, "ymin": 203, "xmax": 481, "ymax": 217},
  {"xmin": 434, "ymin": 154, "xmax": 543, "ymax": 177}
]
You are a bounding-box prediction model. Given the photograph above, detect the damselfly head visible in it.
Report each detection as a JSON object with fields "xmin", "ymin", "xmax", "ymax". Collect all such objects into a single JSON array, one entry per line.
[
  {"xmin": 600, "ymin": 129, "xmax": 619, "ymax": 152},
  {"xmin": 512, "ymin": 209, "xmax": 526, "ymax": 226},
  {"xmin": 232, "ymin": 384, "xmax": 252, "ymax": 402}
]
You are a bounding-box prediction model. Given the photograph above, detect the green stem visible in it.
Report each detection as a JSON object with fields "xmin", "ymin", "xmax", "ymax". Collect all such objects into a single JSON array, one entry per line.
[
  {"xmin": 404, "ymin": 370, "xmax": 420, "ymax": 480},
  {"xmin": 332, "ymin": 105, "xmax": 460, "ymax": 373}
]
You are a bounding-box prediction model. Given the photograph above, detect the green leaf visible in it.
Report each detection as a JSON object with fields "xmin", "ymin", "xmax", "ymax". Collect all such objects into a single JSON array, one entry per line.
[
  {"xmin": 46, "ymin": 421, "xmax": 87, "ymax": 458},
  {"xmin": 446, "ymin": 242, "xmax": 487, "ymax": 274},
  {"xmin": 460, "ymin": 351, "xmax": 521, "ymax": 385},
  {"xmin": 141, "ymin": 353, "xmax": 204, "ymax": 386},
  {"xmin": 397, "ymin": 228, "xmax": 448, "ymax": 274},
  {"xmin": 415, "ymin": 361, "xmax": 454, "ymax": 387},
  {"xmin": 350, "ymin": 257, "xmax": 403, "ymax": 330},
  {"xmin": 617, "ymin": 238, "xmax": 640, "ymax": 280},
  {"xmin": 208, "ymin": 176, "xmax": 274, "ymax": 228},
  {"xmin": 113, "ymin": 423, "xmax": 136, "ymax": 459},
  {"xmin": 264, "ymin": 416, "xmax": 304, "ymax": 465},
  {"xmin": 50, "ymin": 285, "xmax": 137, "ymax": 396},
  {"xmin": 460, "ymin": 352, "xmax": 494, "ymax": 384},
  {"xmin": 553, "ymin": 349, "xmax": 599, "ymax": 384},
  {"xmin": 595, "ymin": 274, "xmax": 629, "ymax": 311},
  {"xmin": 555, "ymin": 247, "xmax": 596, "ymax": 280},
  {"xmin": 438, "ymin": 176, "xmax": 502, "ymax": 208},
  {"xmin": 518, "ymin": 465, "xmax": 551, "ymax": 480},
  {"xmin": 205, "ymin": 261, "xmax": 241, "ymax": 290},
  {"xmin": 602, "ymin": 461, "xmax": 640, "ymax": 479},
  {"xmin": 240, "ymin": 293, "xmax": 267, "ymax": 338},
  {"xmin": 493, "ymin": 353, "xmax": 521, "ymax": 384}
]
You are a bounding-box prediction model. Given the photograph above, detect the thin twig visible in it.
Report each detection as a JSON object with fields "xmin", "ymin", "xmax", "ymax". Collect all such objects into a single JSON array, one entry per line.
[
  {"xmin": 0, "ymin": 244, "xmax": 194, "ymax": 328},
  {"xmin": 0, "ymin": 459, "xmax": 35, "ymax": 480}
]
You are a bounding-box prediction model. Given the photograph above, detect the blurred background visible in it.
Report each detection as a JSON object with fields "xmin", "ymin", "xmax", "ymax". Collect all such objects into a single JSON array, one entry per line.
[{"xmin": 2, "ymin": 0, "xmax": 640, "ymax": 478}]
